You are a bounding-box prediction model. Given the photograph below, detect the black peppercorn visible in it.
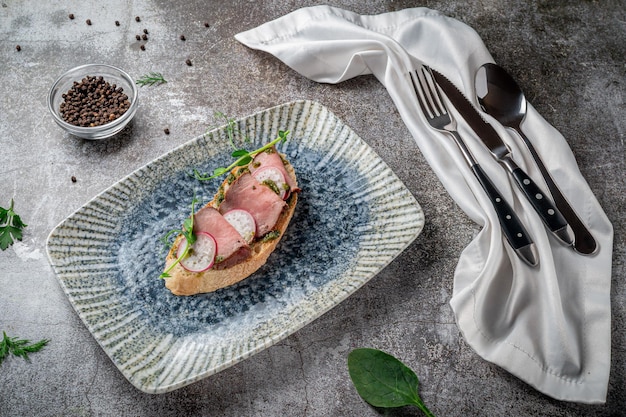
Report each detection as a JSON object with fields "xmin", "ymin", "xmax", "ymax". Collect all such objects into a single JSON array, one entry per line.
[
  {"xmin": 143, "ymin": 29, "xmax": 148, "ymax": 34},
  {"xmin": 140, "ymin": 45, "xmax": 145, "ymax": 51},
  {"xmin": 180, "ymin": 35, "xmax": 186, "ymax": 41},
  {"xmin": 71, "ymin": 176, "xmax": 77, "ymax": 183},
  {"xmin": 164, "ymin": 128, "xmax": 170, "ymax": 135},
  {"xmin": 204, "ymin": 22, "xmax": 210, "ymax": 28},
  {"xmin": 69, "ymin": 13, "xmax": 75, "ymax": 20},
  {"xmin": 59, "ymin": 75, "xmax": 131, "ymax": 128},
  {"xmin": 135, "ymin": 16, "xmax": 141, "ymax": 22},
  {"xmin": 86, "ymin": 19, "xmax": 92, "ymax": 25},
  {"xmin": 135, "ymin": 34, "xmax": 141, "ymax": 41},
  {"xmin": 15, "ymin": 45, "xmax": 21, "ymax": 52},
  {"xmin": 142, "ymin": 34, "xmax": 148, "ymax": 41},
  {"xmin": 115, "ymin": 20, "xmax": 120, "ymax": 26},
  {"xmin": 185, "ymin": 59, "xmax": 192, "ymax": 66}
]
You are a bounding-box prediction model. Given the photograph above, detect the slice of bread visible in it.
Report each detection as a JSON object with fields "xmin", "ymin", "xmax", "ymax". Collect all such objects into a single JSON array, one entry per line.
[{"xmin": 163, "ymin": 153, "xmax": 298, "ymax": 296}]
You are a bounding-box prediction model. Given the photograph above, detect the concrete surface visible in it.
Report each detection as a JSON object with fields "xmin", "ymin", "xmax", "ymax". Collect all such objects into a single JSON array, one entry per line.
[{"xmin": 1, "ymin": 1, "xmax": 624, "ymax": 416}]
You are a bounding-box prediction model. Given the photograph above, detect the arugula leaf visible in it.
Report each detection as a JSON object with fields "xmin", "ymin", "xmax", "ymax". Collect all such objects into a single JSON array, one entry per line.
[
  {"xmin": 348, "ymin": 348, "xmax": 435, "ymax": 416},
  {"xmin": 0, "ymin": 199, "xmax": 27, "ymax": 251},
  {"xmin": 0, "ymin": 331, "xmax": 49, "ymax": 365}
]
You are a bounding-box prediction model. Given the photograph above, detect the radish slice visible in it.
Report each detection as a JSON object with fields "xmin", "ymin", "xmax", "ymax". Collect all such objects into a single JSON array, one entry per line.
[
  {"xmin": 223, "ymin": 209, "xmax": 256, "ymax": 243},
  {"xmin": 177, "ymin": 232, "xmax": 217, "ymax": 273},
  {"xmin": 252, "ymin": 166, "xmax": 288, "ymax": 199}
]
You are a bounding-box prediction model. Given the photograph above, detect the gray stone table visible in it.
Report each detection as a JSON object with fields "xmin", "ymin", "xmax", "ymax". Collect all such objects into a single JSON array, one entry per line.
[{"xmin": 1, "ymin": 1, "xmax": 624, "ymax": 416}]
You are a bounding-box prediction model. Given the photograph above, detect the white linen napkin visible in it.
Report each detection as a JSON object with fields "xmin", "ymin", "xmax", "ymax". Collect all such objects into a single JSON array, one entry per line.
[{"xmin": 235, "ymin": 6, "xmax": 613, "ymax": 403}]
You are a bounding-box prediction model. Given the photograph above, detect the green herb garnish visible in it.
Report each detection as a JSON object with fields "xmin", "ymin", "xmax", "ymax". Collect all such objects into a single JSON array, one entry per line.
[
  {"xmin": 260, "ymin": 230, "xmax": 280, "ymax": 243},
  {"xmin": 135, "ymin": 72, "xmax": 167, "ymax": 87},
  {"xmin": 159, "ymin": 195, "xmax": 200, "ymax": 279},
  {"xmin": 214, "ymin": 111, "xmax": 243, "ymax": 149},
  {"xmin": 0, "ymin": 331, "xmax": 49, "ymax": 365},
  {"xmin": 193, "ymin": 130, "xmax": 289, "ymax": 181},
  {"xmin": 348, "ymin": 348, "xmax": 435, "ymax": 416},
  {"xmin": 0, "ymin": 198, "xmax": 27, "ymax": 251}
]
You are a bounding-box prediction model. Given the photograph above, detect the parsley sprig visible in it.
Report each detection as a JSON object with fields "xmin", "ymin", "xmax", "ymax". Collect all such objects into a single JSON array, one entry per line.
[
  {"xmin": 0, "ymin": 198, "xmax": 27, "ymax": 251},
  {"xmin": 159, "ymin": 195, "xmax": 200, "ymax": 279},
  {"xmin": 0, "ymin": 331, "xmax": 49, "ymax": 365},
  {"xmin": 192, "ymin": 130, "xmax": 289, "ymax": 181},
  {"xmin": 135, "ymin": 72, "xmax": 167, "ymax": 87}
]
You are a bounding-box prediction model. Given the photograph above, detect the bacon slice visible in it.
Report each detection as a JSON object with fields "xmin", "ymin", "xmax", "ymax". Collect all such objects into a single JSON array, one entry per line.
[
  {"xmin": 193, "ymin": 206, "xmax": 250, "ymax": 262},
  {"xmin": 249, "ymin": 148, "xmax": 300, "ymax": 195},
  {"xmin": 218, "ymin": 172, "xmax": 287, "ymax": 236}
]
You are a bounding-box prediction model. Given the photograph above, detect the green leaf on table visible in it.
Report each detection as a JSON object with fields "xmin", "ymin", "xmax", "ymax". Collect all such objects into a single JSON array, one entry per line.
[
  {"xmin": 348, "ymin": 348, "xmax": 435, "ymax": 416},
  {"xmin": 0, "ymin": 198, "xmax": 27, "ymax": 251}
]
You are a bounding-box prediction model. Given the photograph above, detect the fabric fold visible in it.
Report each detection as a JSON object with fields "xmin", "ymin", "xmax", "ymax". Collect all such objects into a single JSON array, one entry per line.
[{"xmin": 235, "ymin": 6, "xmax": 613, "ymax": 403}]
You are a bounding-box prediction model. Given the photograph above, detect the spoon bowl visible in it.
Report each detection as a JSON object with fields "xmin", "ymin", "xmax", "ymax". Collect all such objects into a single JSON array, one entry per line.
[
  {"xmin": 475, "ymin": 63, "xmax": 597, "ymax": 255},
  {"xmin": 475, "ymin": 64, "xmax": 526, "ymax": 128}
]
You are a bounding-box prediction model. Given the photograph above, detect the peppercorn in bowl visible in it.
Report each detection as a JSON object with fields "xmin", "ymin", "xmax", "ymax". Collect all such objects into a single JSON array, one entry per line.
[{"xmin": 48, "ymin": 64, "xmax": 138, "ymax": 140}]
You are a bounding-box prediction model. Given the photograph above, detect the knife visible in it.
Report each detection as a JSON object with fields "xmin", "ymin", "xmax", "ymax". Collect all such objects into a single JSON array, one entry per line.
[{"xmin": 431, "ymin": 68, "xmax": 574, "ymax": 245}]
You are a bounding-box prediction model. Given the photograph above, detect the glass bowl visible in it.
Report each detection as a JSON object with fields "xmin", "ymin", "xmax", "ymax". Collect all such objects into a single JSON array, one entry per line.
[{"xmin": 48, "ymin": 64, "xmax": 138, "ymax": 140}]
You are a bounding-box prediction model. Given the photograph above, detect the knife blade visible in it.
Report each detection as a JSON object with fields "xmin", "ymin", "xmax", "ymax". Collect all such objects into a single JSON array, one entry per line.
[{"xmin": 431, "ymin": 68, "xmax": 574, "ymax": 245}]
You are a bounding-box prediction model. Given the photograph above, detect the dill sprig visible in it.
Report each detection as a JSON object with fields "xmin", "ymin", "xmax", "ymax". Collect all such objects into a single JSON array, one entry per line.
[
  {"xmin": 135, "ymin": 72, "xmax": 167, "ymax": 87},
  {"xmin": 0, "ymin": 331, "xmax": 49, "ymax": 365}
]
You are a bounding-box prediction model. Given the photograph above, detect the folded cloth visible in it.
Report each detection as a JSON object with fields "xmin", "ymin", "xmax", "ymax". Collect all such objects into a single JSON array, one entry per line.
[{"xmin": 235, "ymin": 6, "xmax": 613, "ymax": 403}]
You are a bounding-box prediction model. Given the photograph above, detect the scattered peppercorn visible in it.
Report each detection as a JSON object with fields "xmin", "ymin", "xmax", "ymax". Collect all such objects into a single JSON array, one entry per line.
[
  {"xmin": 180, "ymin": 35, "xmax": 186, "ymax": 41},
  {"xmin": 115, "ymin": 20, "xmax": 120, "ymax": 26},
  {"xmin": 164, "ymin": 128, "xmax": 170, "ymax": 135},
  {"xmin": 59, "ymin": 75, "xmax": 131, "ymax": 128},
  {"xmin": 142, "ymin": 34, "xmax": 148, "ymax": 41},
  {"xmin": 71, "ymin": 176, "xmax": 77, "ymax": 183},
  {"xmin": 140, "ymin": 45, "xmax": 146, "ymax": 51},
  {"xmin": 185, "ymin": 59, "xmax": 192, "ymax": 66},
  {"xmin": 69, "ymin": 13, "xmax": 75, "ymax": 20},
  {"xmin": 135, "ymin": 16, "xmax": 141, "ymax": 22},
  {"xmin": 86, "ymin": 19, "xmax": 92, "ymax": 25},
  {"xmin": 135, "ymin": 34, "xmax": 141, "ymax": 41},
  {"xmin": 143, "ymin": 29, "xmax": 148, "ymax": 34},
  {"xmin": 204, "ymin": 22, "xmax": 210, "ymax": 28},
  {"xmin": 15, "ymin": 45, "xmax": 21, "ymax": 52}
]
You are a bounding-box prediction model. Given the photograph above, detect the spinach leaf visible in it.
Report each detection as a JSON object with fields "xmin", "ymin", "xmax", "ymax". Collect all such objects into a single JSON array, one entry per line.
[{"xmin": 348, "ymin": 348, "xmax": 435, "ymax": 416}]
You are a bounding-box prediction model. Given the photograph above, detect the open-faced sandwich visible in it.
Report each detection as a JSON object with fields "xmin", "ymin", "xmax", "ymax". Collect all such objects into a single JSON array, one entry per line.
[{"xmin": 161, "ymin": 132, "xmax": 299, "ymax": 296}]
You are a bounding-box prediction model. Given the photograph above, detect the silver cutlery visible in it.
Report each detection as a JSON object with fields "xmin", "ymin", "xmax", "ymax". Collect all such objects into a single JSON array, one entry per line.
[
  {"xmin": 410, "ymin": 66, "xmax": 538, "ymax": 266},
  {"xmin": 430, "ymin": 68, "xmax": 574, "ymax": 247},
  {"xmin": 475, "ymin": 63, "xmax": 597, "ymax": 255}
]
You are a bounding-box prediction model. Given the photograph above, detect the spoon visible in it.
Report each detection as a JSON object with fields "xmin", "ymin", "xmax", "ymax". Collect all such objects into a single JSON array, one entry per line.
[{"xmin": 475, "ymin": 63, "xmax": 597, "ymax": 255}]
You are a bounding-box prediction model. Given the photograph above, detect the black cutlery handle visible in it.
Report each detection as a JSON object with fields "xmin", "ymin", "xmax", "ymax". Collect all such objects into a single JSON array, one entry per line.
[
  {"xmin": 515, "ymin": 128, "xmax": 597, "ymax": 254},
  {"xmin": 505, "ymin": 161, "xmax": 573, "ymax": 245},
  {"xmin": 471, "ymin": 164, "xmax": 537, "ymax": 265}
]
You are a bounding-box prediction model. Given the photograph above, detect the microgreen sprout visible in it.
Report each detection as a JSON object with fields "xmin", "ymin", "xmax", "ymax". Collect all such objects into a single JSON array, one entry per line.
[
  {"xmin": 193, "ymin": 130, "xmax": 289, "ymax": 182},
  {"xmin": 159, "ymin": 194, "xmax": 200, "ymax": 279}
]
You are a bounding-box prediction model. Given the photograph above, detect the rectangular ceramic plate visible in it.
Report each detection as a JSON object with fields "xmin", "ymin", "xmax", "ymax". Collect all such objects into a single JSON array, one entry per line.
[{"xmin": 46, "ymin": 100, "xmax": 425, "ymax": 393}]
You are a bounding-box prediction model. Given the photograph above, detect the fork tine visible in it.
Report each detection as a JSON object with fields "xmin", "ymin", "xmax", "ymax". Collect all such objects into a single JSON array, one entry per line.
[
  {"xmin": 410, "ymin": 71, "xmax": 431, "ymax": 118},
  {"xmin": 421, "ymin": 66, "xmax": 448, "ymax": 116}
]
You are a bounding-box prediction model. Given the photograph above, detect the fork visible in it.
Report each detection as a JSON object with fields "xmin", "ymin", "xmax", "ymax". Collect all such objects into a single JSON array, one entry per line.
[{"xmin": 410, "ymin": 66, "xmax": 538, "ymax": 266}]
